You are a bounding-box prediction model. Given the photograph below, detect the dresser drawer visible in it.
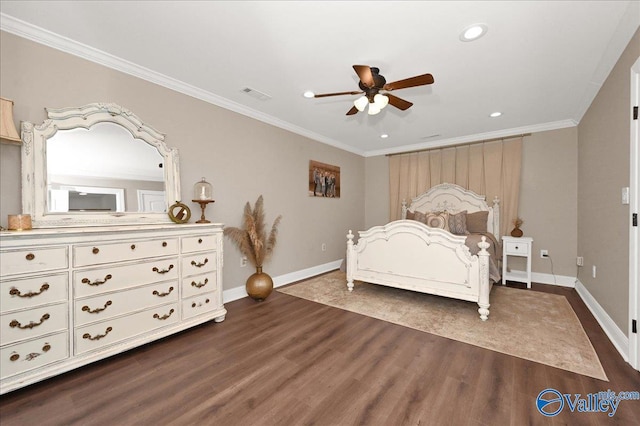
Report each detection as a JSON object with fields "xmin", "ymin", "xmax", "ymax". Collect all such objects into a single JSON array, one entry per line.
[
  {"xmin": 0, "ymin": 247, "xmax": 68, "ymax": 277},
  {"xmin": 1, "ymin": 331, "xmax": 69, "ymax": 380},
  {"xmin": 74, "ymin": 257, "xmax": 178, "ymax": 298},
  {"xmin": 1, "ymin": 303, "xmax": 68, "ymax": 346},
  {"xmin": 505, "ymin": 242, "xmax": 529, "ymax": 256},
  {"xmin": 75, "ymin": 302, "xmax": 179, "ymax": 355},
  {"xmin": 75, "ymin": 281, "xmax": 179, "ymax": 326},
  {"xmin": 182, "ymin": 234, "xmax": 218, "ymax": 253},
  {"xmin": 182, "ymin": 271, "xmax": 217, "ymax": 299},
  {"xmin": 1, "ymin": 273, "xmax": 68, "ymax": 313},
  {"xmin": 74, "ymin": 238, "xmax": 179, "ymax": 267},
  {"xmin": 182, "ymin": 252, "xmax": 216, "ymax": 277},
  {"xmin": 182, "ymin": 293, "xmax": 218, "ymax": 320}
]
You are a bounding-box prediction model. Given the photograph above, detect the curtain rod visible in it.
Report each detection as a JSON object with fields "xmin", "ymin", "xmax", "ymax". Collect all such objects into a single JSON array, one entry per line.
[{"xmin": 386, "ymin": 133, "xmax": 532, "ymax": 157}]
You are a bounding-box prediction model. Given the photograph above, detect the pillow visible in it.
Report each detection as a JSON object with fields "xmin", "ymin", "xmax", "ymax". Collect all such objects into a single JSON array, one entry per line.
[
  {"xmin": 466, "ymin": 210, "xmax": 489, "ymax": 233},
  {"xmin": 411, "ymin": 211, "xmax": 427, "ymax": 224},
  {"xmin": 448, "ymin": 210, "xmax": 469, "ymax": 235},
  {"xmin": 405, "ymin": 211, "xmax": 415, "ymax": 220},
  {"xmin": 424, "ymin": 211, "xmax": 449, "ymax": 229}
]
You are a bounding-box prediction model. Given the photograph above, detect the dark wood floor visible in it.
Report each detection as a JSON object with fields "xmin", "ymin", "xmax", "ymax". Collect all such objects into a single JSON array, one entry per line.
[{"xmin": 1, "ymin": 277, "xmax": 639, "ymax": 425}]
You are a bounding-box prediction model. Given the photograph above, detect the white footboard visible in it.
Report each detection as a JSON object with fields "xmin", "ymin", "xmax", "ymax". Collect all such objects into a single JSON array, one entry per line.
[{"xmin": 346, "ymin": 220, "xmax": 492, "ymax": 320}]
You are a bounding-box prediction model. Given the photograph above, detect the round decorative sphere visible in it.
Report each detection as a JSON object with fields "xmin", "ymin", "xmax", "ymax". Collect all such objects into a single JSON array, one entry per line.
[{"xmin": 246, "ymin": 269, "xmax": 273, "ymax": 301}]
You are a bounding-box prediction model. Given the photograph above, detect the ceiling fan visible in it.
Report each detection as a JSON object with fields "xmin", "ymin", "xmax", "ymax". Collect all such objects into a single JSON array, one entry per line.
[{"xmin": 314, "ymin": 65, "xmax": 434, "ymax": 116}]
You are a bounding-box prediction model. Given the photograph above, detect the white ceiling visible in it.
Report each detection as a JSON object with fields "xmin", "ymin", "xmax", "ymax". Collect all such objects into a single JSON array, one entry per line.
[{"xmin": 1, "ymin": 1, "xmax": 638, "ymax": 157}]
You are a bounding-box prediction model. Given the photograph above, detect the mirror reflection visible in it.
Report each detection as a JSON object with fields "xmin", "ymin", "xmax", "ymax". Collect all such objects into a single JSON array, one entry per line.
[{"xmin": 46, "ymin": 122, "xmax": 166, "ymax": 213}]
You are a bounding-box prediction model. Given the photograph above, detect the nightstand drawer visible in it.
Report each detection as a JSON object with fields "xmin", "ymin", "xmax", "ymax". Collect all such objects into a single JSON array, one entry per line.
[{"xmin": 505, "ymin": 242, "xmax": 529, "ymax": 255}]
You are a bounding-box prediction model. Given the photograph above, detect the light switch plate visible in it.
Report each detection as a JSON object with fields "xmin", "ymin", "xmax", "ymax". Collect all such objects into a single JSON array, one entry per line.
[{"xmin": 622, "ymin": 187, "xmax": 630, "ymax": 205}]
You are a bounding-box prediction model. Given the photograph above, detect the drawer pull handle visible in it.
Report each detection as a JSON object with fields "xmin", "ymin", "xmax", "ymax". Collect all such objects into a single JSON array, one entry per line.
[
  {"xmin": 515, "ymin": 246, "xmax": 519, "ymax": 250},
  {"xmin": 152, "ymin": 286, "xmax": 174, "ymax": 297},
  {"xmin": 130, "ymin": 244, "xmax": 136, "ymax": 250},
  {"xmin": 82, "ymin": 274, "xmax": 113, "ymax": 286},
  {"xmin": 191, "ymin": 258, "xmax": 209, "ymax": 268},
  {"xmin": 82, "ymin": 300, "xmax": 113, "ymax": 314},
  {"xmin": 198, "ymin": 238, "xmax": 203, "ymax": 244},
  {"xmin": 9, "ymin": 313, "xmax": 50, "ymax": 330},
  {"xmin": 10, "ymin": 283, "xmax": 50, "ymax": 298},
  {"xmin": 9, "ymin": 343, "xmax": 52, "ymax": 362},
  {"xmin": 191, "ymin": 299, "xmax": 211, "ymax": 308},
  {"xmin": 153, "ymin": 309, "xmax": 175, "ymax": 320},
  {"xmin": 152, "ymin": 264, "xmax": 174, "ymax": 274},
  {"xmin": 83, "ymin": 327, "xmax": 113, "ymax": 341},
  {"xmin": 92, "ymin": 247, "xmax": 100, "ymax": 254},
  {"xmin": 25, "ymin": 253, "xmax": 35, "ymax": 261},
  {"xmin": 162, "ymin": 241, "xmax": 168, "ymax": 247},
  {"xmin": 191, "ymin": 278, "xmax": 209, "ymax": 288}
]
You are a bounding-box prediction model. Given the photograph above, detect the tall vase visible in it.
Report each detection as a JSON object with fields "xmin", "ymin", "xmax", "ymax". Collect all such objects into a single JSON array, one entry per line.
[{"xmin": 246, "ymin": 266, "xmax": 273, "ymax": 301}]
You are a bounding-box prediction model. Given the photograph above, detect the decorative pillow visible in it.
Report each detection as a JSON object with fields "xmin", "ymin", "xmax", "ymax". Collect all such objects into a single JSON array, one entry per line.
[
  {"xmin": 424, "ymin": 211, "xmax": 449, "ymax": 229},
  {"xmin": 405, "ymin": 211, "xmax": 415, "ymax": 220},
  {"xmin": 448, "ymin": 210, "xmax": 469, "ymax": 235},
  {"xmin": 409, "ymin": 211, "xmax": 427, "ymax": 224},
  {"xmin": 466, "ymin": 210, "xmax": 489, "ymax": 233}
]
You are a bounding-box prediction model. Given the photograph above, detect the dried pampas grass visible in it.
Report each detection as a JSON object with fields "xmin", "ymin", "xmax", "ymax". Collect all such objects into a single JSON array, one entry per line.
[{"xmin": 224, "ymin": 195, "xmax": 282, "ymax": 268}]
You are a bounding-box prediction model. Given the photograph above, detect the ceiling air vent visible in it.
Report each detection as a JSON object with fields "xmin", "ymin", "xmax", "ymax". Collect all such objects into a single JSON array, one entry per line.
[{"xmin": 241, "ymin": 87, "xmax": 272, "ymax": 101}]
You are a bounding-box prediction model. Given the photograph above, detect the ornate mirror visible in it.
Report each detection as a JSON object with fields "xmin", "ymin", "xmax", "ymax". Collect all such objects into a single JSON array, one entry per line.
[{"xmin": 21, "ymin": 103, "xmax": 180, "ymax": 227}]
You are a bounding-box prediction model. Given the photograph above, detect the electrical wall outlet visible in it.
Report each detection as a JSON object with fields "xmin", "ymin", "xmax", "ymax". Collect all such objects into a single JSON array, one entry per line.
[
  {"xmin": 577, "ymin": 256, "xmax": 584, "ymax": 266},
  {"xmin": 321, "ymin": 243, "xmax": 327, "ymax": 252},
  {"xmin": 540, "ymin": 249, "xmax": 548, "ymax": 258},
  {"xmin": 240, "ymin": 256, "xmax": 247, "ymax": 267}
]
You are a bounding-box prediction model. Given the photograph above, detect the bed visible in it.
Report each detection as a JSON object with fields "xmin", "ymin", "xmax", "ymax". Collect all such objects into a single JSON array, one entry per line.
[{"xmin": 345, "ymin": 183, "xmax": 501, "ymax": 320}]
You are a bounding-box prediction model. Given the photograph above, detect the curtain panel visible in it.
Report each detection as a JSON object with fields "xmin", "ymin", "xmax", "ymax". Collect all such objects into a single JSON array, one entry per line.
[{"xmin": 389, "ymin": 137, "xmax": 522, "ymax": 237}]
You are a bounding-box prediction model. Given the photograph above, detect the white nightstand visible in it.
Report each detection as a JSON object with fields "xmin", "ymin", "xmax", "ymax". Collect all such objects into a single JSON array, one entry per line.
[{"xmin": 501, "ymin": 236, "xmax": 533, "ymax": 289}]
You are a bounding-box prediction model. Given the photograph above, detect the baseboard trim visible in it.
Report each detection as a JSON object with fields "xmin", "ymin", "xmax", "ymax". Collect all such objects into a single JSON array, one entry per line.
[
  {"xmin": 508, "ymin": 270, "xmax": 576, "ymax": 287},
  {"xmin": 575, "ymin": 280, "xmax": 629, "ymax": 362},
  {"xmin": 222, "ymin": 260, "xmax": 342, "ymax": 303}
]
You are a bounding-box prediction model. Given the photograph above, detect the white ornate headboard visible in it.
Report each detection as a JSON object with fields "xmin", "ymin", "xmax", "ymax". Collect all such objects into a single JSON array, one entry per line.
[{"xmin": 401, "ymin": 183, "xmax": 500, "ymax": 238}]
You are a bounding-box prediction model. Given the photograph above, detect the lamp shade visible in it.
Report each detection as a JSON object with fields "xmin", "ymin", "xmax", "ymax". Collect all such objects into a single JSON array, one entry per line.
[
  {"xmin": 353, "ymin": 95, "xmax": 368, "ymax": 112},
  {"xmin": 367, "ymin": 103, "xmax": 381, "ymax": 115},
  {"xmin": 194, "ymin": 177, "xmax": 213, "ymax": 200},
  {"xmin": 0, "ymin": 97, "xmax": 21, "ymax": 144},
  {"xmin": 374, "ymin": 94, "xmax": 389, "ymax": 109}
]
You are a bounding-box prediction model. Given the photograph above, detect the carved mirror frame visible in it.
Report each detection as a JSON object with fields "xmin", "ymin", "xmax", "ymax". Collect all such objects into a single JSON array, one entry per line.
[{"xmin": 21, "ymin": 103, "xmax": 180, "ymax": 228}]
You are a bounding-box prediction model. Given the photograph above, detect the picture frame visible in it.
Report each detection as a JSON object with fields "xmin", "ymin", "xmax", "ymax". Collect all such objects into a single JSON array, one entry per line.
[{"xmin": 309, "ymin": 160, "xmax": 340, "ymax": 198}]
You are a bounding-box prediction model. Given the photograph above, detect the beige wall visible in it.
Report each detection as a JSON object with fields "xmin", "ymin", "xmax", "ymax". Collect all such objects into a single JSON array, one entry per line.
[
  {"xmin": 577, "ymin": 28, "xmax": 639, "ymax": 335},
  {"xmin": 364, "ymin": 128, "xmax": 579, "ymax": 278},
  {"xmin": 0, "ymin": 31, "xmax": 366, "ymax": 291}
]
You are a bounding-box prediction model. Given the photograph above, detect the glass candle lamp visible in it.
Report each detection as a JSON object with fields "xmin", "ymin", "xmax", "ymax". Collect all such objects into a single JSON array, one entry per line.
[
  {"xmin": 194, "ymin": 177, "xmax": 213, "ymax": 200},
  {"xmin": 192, "ymin": 178, "xmax": 214, "ymax": 223}
]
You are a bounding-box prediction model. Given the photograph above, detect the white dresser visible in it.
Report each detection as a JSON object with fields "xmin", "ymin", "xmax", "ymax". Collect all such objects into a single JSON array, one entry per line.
[{"xmin": 0, "ymin": 223, "xmax": 225, "ymax": 394}]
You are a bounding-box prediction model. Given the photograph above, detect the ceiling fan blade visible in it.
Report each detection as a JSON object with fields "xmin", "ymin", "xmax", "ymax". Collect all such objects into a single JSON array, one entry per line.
[
  {"xmin": 353, "ymin": 65, "xmax": 374, "ymax": 88},
  {"xmin": 314, "ymin": 90, "xmax": 363, "ymax": 98},
  {"xmin": 386, "ymin": 93, "xmax": 413, "ymax": 110},
  {"xmin": 346, "ymin": 106, "xmax": 359, "ymax": 115},
  {"xmin": 383, "ymin": 73, "xmax": 434, "ymax": 91}
]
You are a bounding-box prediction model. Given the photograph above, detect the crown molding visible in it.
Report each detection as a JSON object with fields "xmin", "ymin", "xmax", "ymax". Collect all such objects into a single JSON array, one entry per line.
[
  {"xmin": 0, "ymin": 13, "xmax": 365, "ymax": 157},
  {"xmin": 363, "ymin": 119, "xmax": 578, "ymax": 157}
]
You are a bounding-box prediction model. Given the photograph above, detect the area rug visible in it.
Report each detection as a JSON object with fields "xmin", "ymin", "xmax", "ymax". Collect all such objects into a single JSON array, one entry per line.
[{"xmin": 278, "ymin": 271, "xmax": 608, "ymax": 381}]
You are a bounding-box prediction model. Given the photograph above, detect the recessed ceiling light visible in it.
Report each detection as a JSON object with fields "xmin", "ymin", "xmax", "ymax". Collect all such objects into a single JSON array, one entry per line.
[
  {"xmin": 303, "ymin": 91, "xmax": 315, "ymax": 98},
  {"xmin": 380, "ymin": 134, "xmax": 389, "ymax": 139},
  {"xmin": 489, "ymin": 112, "xmax": 502, "ymax": 118},
  {"xmin": 460, "ymin": 24, "xmax": 488, "ymax": 42}
]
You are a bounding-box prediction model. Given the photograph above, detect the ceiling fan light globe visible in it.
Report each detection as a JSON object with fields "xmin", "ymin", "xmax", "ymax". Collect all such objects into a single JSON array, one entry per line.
[
  {"xmin": 354, "ymin": 95, "xmax": 368, "ymax": 112},
  {"xmin": 368, "ymin": 103, "xmax": 381, "ymax": 115},
  {"xmin": 374, "ymin": 94, "xmax": 389, "ymax": 109}
]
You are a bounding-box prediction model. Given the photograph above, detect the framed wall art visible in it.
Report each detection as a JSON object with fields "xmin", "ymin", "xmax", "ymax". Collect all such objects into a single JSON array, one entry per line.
[{"xmin": 309, "ymin": 160, "xmax": 340, "ymax": 198}]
